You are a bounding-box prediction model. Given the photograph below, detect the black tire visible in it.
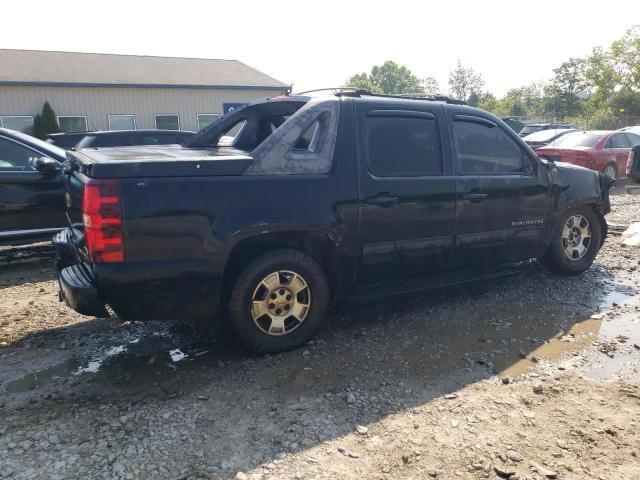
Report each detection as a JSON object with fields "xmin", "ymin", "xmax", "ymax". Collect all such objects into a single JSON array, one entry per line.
[
  {"xmin": 227, "ymin": 249, "xmax": 330, "ymax": 353},
  {"xmin": 540, "ymin": 206, "xmax": 602, "ymax": 276}
]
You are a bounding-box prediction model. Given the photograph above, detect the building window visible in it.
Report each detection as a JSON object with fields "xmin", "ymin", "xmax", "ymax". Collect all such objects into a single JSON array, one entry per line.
[
  {"xmin": 1, "ymin": 116, "xmax": 34, "ymax": 134},
  {"xmin": 58, "ymin": 116, "xmax": 88, "ymax": 133},
  {"xmin": 197, "ymin": 114, "xmax": 220, "ymax": 131},
  {"xmin": 108, "ymin": 115, "xmax": 136, "ymax": 131},
  {"xmin": 155, "ymin": 114, "xmax": 180, "ymax": 131}
]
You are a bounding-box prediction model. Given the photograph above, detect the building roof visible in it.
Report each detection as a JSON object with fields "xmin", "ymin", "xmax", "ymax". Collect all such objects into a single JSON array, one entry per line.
[{"xmin": 0, "ymin": 49, "xmax": 289, "ymax": 91}]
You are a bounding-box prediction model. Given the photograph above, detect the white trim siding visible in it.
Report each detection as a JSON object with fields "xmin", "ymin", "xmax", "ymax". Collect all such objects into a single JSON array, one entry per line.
[{"xmin": 0, "ymin": 85, "xmax": 288, "ymax": 131}]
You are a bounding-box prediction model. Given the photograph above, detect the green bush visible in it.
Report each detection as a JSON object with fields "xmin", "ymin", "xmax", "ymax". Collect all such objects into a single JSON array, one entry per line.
[{"xmin": 33, "ymin": 102, "xmax": 60, "ymax": 139}]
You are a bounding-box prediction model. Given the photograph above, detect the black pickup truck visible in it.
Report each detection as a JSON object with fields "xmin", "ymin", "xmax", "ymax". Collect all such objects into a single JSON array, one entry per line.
[{"xmin": 54, "ymin": 91, "xmax": 613, "ymax": 352}]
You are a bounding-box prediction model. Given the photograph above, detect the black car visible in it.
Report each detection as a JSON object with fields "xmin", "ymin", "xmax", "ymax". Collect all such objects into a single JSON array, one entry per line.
[
  {"xmin": 519, "ymin": 122, "xmax": 577, "ymax": 137},
  {"xmin": 75, "ymin": 130, "xmax": 195, "ymax": 149},
  {"xmin": 0, "ymin": 128, "xmax": 67, "ymax": 245},
  {"xmin": 47, "ymin": 130, "xmax": 195, "ymax": 150},
  {"xmin": 46, "ymin": 132, "xmax": 92, "ymax": 149},
  {"xmin": 54, "ymin": 91, "xmax": 613, "ymax": 353}
]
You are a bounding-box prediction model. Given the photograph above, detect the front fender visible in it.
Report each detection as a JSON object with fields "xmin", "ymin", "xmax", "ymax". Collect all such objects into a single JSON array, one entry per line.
[{"xmin": 541, "ymin": 161, "xmax": 612, "ymax": 249}]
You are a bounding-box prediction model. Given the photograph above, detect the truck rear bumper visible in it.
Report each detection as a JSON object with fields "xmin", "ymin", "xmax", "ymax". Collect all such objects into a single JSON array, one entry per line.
[
  {"xmin": 53, "ymin": 229, "xmax": 220, "ymax": 321},
  {"xmin": 54, "ymin": 229, "xmax": 109, "ymax": 318}
]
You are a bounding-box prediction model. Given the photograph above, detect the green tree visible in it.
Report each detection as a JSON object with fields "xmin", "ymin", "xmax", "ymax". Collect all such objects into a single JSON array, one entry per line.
[
  {"xmin": 584, "ymin": 47, "xmax": 619, "ymax": 107},
  {"xmin": 609, "ymin": 89, "xmax": 640, "ymax": 125},
  {"xmin": 477, "ymin": 93, "xmax": 500, "ymax": 114},
  {"xmin": 421, "ymin": 76, "xmax": 440, "ymax": 95},
  {"xmin": 346, "ymin": 61, "xmax": 423, "ymax": 94},
  {"xmin": 467, "ymin": 91, "xmax": 480, "ymax": 107},
  {"xmin": 544, "ymin": 58, "xmax": 586, "ymax": 119},
  {"xmin": 33, "ymin": 102, "xmax": 60, "ymax": 139},
  {"xmin": 369, "ymin": 61, "xmax": 423, "ymax": 94},
  {"xmin": 447, "ymin": 59, "xmax": 485, "ymax": 102},
  {"xmin": 610, "ymin": 25, "xmax": 640, "ymax": 89},
  {"xmin": 345, "ymin": 72, "xmax": 383, "ymax": 93}
]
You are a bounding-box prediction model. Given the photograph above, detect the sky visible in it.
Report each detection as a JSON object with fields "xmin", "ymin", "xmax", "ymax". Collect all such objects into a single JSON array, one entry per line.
[{"xmin": 2, "ymin": 0, "xmax": 639, "ymax": 96}]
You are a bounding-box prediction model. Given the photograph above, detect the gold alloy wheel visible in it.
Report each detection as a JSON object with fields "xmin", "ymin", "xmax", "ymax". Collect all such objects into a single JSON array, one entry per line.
[
  {"xmin": 251, "ymin": 270, "xmax": 311, "ymax": 336},
  {"xmin": 562, "ymin": 214, "xmax": 592, "ymax": 260}
]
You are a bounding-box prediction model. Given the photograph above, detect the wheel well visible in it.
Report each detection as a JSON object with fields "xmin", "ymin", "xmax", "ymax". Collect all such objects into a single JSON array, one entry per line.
[{"xmin": 221, "ymin": 231, "xmax": 337, "ymax": 298}]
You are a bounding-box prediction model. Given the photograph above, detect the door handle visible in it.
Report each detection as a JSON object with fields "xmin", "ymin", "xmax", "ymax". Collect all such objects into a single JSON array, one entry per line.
[
  {"xmin": 365, "ymin": 195, "xmax": 399, "ymax": 207},
  {"xmin": 462, "ymin": 193, "xmax": 488, "ymax": 203}
]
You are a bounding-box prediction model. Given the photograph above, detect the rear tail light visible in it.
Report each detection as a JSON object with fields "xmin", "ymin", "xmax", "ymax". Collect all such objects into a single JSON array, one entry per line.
[
  {"xmin": 627, "ymin": 151, "xmax": 633, "ymax": 175},
  {"xmin": 82, "ymin": 179, "xmax": 124, "ymax": 263}
]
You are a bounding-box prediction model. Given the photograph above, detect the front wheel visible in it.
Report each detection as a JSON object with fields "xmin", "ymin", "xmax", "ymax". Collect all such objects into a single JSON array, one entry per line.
[
  {"xmin": 228, "ymin": 249, "xmax": 330, "ymax": 353},
  {"xmin": 540, "ymin": 207, "xmax": 603, "ymax": 275}
]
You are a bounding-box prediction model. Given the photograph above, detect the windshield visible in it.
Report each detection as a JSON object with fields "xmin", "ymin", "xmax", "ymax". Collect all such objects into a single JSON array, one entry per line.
[
  {"xmin": 550, "ymin": 132, "xmax": 601, "ymax": 148},
  {"xmin": 5, "ymin": 129, "xmax": 66, "ymax": 158},
  {"xmin": 524, "ymin": 129, "xmax": 574, "ymax": 143}
]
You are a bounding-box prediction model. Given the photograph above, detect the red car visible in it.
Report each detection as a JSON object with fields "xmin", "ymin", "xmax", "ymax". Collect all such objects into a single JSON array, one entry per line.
[{"xmin": 536, "ymin": 130, "xmax": 640, "ymax": 180}]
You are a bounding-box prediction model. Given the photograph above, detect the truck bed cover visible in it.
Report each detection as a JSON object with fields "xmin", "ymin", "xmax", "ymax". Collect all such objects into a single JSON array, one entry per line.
[{"xmin": 67, "ymin": 146, "xmax": 253, "ymax": 178}]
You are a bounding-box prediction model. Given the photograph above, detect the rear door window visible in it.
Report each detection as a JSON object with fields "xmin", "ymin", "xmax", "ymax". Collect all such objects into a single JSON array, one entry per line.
[
  {"xmin": 453, "ymin": 118, "xmax": 527, "ymax": 174},
  {"xmin": 365, "ymin": 115, "xmax": 442, "ymax": 177},
  {"xmin": 607, "ymin": 133, "xmax": 630, "ymax": 149}
]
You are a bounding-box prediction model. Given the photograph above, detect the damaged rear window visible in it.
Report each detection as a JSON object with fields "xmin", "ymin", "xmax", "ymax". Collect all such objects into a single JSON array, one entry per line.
[{"xmin": 186, "ymin": 97, "xmax": 340, "ymax": 175}]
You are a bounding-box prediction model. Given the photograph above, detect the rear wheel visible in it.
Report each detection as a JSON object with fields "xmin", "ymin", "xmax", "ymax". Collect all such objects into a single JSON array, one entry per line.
[
  {"xmin": 602, "ymin": 163, "xmax": 617, "ymax": 181},
  {"xmin": 228, "ymin": 249, "xmax": 329, "ymax": 353},
  {"xmin": 541, "ymin": 207, "xmax": 602, "ymax": 275}
]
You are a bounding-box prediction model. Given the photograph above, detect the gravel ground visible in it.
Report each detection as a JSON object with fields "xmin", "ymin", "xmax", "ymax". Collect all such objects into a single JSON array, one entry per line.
[{"xmin": 1, "ymin": 195, "xmax": 639, "ymax": 480}]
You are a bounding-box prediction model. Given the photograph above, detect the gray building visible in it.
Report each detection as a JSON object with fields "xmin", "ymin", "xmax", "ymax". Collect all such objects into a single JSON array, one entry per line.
[{"xmin": 0, "ymin": 49, "xmax": 290, "ymax": 134}]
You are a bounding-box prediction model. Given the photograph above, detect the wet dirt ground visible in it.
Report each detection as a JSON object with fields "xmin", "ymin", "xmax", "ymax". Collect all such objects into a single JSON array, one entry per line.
[{"xmin": 1, "ymin": 194, "xmax": 640, "ymax": 480}]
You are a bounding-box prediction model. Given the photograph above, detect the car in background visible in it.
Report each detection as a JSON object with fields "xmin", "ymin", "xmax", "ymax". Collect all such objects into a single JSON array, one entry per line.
[
  {"xmin": 76, "ymin": 130, "xmax": 194, "ymax": 149},
  {"xmin": 536, "ymin": 130, "xmax": 640, "ymax": 180},
  {"xmin": 46, "ymin": 129, "xmax": 195, "ymax": 150},
  {"xmin": 502, "ymin": 117, "xmax": 525, "ymax": 134},
  {"xmin": 522, "ymin": 128, "xmax": 577, "ymax": 151},
  {"xmin": 519, "ymin": 122, "xmax": 577, "ymax": 137},
  {"xmin": 0, "ymin": 128, "xmax": 67, "ymax": 245},
  {"xmin": 46, "ymin": 132, "xmax": 92, "ymax": 149},
  {"xmin": 620, "ymin": 125, "xmax": 640, "ymax": 136}
]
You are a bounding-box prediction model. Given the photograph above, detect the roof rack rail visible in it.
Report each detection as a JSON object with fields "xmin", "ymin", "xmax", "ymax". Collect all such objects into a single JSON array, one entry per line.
[
  {"xmin": 288, "ymin": 87, "xmax": 467, "ymax": 105},
  {"xmin": 339, "ymin": 89, "xmax": 467, "ymax": 105},
  {"xmin": 291, "ymin": 87, "xmax": 359, "ymax": 96}
]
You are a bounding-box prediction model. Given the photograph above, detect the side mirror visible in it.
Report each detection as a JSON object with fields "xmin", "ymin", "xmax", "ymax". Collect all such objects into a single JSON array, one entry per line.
[{"xmin": 34, "ymin": 156, "xmax": 60, "ymax": 175}]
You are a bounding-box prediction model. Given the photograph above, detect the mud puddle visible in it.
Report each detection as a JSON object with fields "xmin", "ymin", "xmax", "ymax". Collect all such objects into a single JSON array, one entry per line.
[
  {"xmin": 500, "ymin": 283, "xmax": 638, "ymax": 378},
  {"xmin": 4, "ymin": 358, "xmax": 80, "ymax": 394},
  {"xmin": 583, "ymin": 309, "xmax": 640, "ymax": 380}
]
